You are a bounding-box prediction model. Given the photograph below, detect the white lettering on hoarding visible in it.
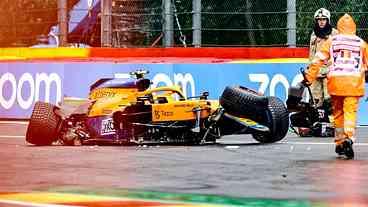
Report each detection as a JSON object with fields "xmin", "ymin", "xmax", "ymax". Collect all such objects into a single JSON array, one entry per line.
[
  {"xmin": 269, "ymin": 74, "xmax": 289, "ymax": 96},
  {"xmin": 249, "ymin": 74, "xmax": 269, "ymax": 94},
  {"xmin": 0, "ymin": 73, "xmax": 17, "ymax": 110},
  {"xmin": 35, "ymin": 73, "xmax": 62, "ymax": 103},
  {"xmin": 152, "ymin": 73, "xmax": 196, "ymax": 97},
  {"xmin": 0, "ymin": 72, "xmax": 62, "ymax": 110},
  {"xmin": 151, "ymin": 73, "xmax": 173, "ymax": 88},
  {"xmin": 174, "ymin": 73, "xmax": 195, "ymax": 98},
  {"xmin": 17, "ymin": 73, "xmax": 35, "ymax": 109},
  {"xmin": 249, "ymin": 73, "xmax": 304, "ymax": 97}
]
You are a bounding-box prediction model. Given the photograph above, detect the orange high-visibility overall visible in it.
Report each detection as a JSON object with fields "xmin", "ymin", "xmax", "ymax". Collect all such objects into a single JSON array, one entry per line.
[{"xmin": 306, "ymin": 14, "xmax": 368, "ymax": 145}]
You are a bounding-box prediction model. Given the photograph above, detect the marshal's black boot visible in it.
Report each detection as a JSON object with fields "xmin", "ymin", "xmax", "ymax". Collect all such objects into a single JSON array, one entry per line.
[
  {"xmin": 342, "ymin": 139, "xmax": 354, "ymax": 159},
  {"xmin": 335, "ymin": 144, "xmax": 344, "ymax": 156}
]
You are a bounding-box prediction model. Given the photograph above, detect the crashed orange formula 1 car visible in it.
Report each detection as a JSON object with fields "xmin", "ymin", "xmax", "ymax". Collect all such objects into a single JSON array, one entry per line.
[{"xmin": 26, "ymin": 70, "xmax": 289, "ymax": 146}]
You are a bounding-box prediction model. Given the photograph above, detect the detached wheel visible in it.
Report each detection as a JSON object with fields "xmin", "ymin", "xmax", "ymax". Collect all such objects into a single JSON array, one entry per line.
[
  {"xmin": 252, "ymin": 97, "xmax": 289, "ymax": 143},
  {"xmin": 26, "ymin": 102, "xmax": 61, "ymax": 146},
  {"xmin": 220, "ymin": 86, "xmax": 268, "ymax": 121}
]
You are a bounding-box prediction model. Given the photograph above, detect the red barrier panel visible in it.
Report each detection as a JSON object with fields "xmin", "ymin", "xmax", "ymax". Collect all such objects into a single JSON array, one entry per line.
[
  {"xmin": 0, "ymin": 47, "xmax": 309, "ymax": 62},
  {"xmin": 90, "ymin": 47, "xmax": 309, "ymax": 59}
]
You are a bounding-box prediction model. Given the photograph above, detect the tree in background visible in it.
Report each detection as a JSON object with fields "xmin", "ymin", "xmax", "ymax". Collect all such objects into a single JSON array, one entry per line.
[
  {"xmin": 151, "ymin": 0, "xmax": 287, "ymax": 47},
  {"xmin": 297, "ymin": 0, "xmax": 368, "ymax": 45},
  {"xmin": 0, "ymin": 0, "xmax": 79, "ymax": 47},
  {"xmin": 149, "ymin": 0, "xmax": 368, "ymax": 46},
  {"xmin": 201, "ymin": 0, "xmax": 287, "ymax": 46}
]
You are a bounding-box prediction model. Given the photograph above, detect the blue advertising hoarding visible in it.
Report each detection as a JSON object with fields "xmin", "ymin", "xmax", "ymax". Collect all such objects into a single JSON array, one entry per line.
[{"xmin": 1, "ymin": 61, "xmax": 368, "ymax": 124}]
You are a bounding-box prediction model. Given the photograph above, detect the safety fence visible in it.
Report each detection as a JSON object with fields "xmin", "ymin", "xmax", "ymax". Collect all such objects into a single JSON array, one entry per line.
[{"xmin": 0, "ymin": 0, "xmax": 368, "ymax": 47}]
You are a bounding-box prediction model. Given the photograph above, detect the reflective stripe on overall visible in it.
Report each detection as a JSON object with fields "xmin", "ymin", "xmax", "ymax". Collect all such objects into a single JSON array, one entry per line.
[{"xmin": 330, "ymin": 35, "xmax": 363, "ymax": 144}]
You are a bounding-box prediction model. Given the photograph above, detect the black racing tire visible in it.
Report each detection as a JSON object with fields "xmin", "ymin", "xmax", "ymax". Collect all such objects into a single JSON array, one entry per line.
[
  {"xmin": 220, "ymin": 86, "xmax": 268, "ymax": 121},
  {"xmin": 26, "ymin": 102, "xmax": 61, "ymax": 146},
  {"xmin": 252, "ymin": 97, "xmax": 289, "ymax": 143}
]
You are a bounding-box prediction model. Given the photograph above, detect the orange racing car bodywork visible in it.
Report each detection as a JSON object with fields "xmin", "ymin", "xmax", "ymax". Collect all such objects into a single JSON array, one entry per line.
[{"xmin": 26, "ymin": 70, "xmax": 289, "ymax": 146}]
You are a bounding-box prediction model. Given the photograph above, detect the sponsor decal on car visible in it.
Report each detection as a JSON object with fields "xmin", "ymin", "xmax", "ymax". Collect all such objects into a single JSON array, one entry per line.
[
  {"xmin": 91, "ymin": 90, "xmax": 116, "ymax": 99},
  {"xmin": 154, "ymin": 110, "xmax": 174, "ymax": 120},
  {"xmin": 173, "ymin": 103, "xmax": 195, "ymax": 108},
  {"xmin": 101, "ymin": 118, "xmax": 116, "ymax": 135}
]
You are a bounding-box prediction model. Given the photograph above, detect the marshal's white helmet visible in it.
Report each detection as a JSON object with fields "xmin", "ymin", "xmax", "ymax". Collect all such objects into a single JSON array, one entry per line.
[{"xmin": 314, "ymin": 8, "xmax": 331, "ymax": 22}]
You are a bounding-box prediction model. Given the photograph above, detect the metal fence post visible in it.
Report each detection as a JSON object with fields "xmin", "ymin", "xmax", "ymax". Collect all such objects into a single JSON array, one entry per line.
[
  {"xmin": 287, "ymin": 0, "xmax": 296, "ymax": 47},
  {"xmin": 192, "ymin": 0, "xmax": 201, "ymax": 47},
  {"xmin": 58, "ymin": 0, "xmax": 68, "ymax": 46},
  {"xmin": 163, "ymin": 0, "xmax": 173, "ymax": 47},
  {"xmin": 101, "ymin": 0, "xmax": 112, "ymax": 47}
]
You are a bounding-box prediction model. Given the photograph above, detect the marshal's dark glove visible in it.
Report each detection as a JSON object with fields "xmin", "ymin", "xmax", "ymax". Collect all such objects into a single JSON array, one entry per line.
[{"xmin": 301, "ymin": 79, "xmax": 311, "ymax": 87}]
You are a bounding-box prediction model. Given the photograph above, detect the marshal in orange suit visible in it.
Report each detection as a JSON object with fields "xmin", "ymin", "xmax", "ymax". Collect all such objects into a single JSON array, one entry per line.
[{"xmin": 305, "ymin": 14, "xmax": 368, "ymax": 159}]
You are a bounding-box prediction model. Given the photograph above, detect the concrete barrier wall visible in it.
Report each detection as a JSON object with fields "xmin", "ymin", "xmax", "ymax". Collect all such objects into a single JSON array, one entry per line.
[{"xmin": 1, "ymin": 60, "xmax": 368, "ymax": 124}]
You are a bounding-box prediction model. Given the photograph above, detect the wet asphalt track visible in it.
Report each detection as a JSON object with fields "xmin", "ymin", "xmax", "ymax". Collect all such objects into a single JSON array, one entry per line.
[{"xmin": 1, "ymin": 121, "xmax": 368, "ymax": 202}]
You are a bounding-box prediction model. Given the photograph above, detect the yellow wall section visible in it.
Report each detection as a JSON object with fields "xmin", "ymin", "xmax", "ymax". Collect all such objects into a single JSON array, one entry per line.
[{"xmin": 0, "ymin": 47, "xmax": 89, "ymax": 60}]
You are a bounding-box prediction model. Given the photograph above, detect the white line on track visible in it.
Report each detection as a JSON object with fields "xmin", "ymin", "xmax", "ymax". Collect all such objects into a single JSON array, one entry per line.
[
  {"xmin": 0, "ymin": 121, "xmax": 28, "ymax": 125},
  {"xmin": 0, "ymin": 135, "xmax": 24, "ymax": 139},
  {"xmin": 282, "ymin": 141, "xmax": 368, "ymax": 146}
]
